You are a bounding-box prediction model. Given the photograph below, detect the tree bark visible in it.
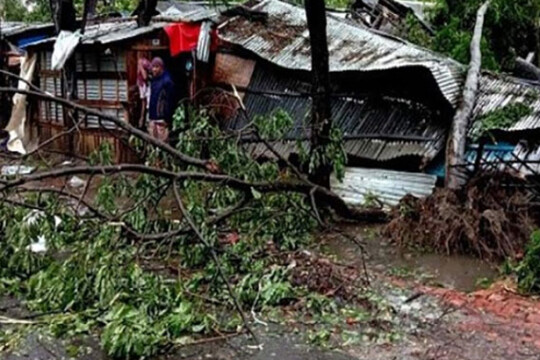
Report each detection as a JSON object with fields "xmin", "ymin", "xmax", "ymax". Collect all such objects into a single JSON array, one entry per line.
[
  {"xmin": 445, "ymin": 0, "xmax": 490, "ymax": 189},
  {"xmin": 0, "ymin": 24, "xmax": 9, "ymax": 128},
  {"xmin": 50, "ymin": 0, "xmax": 77, "ymax": 33},
  {"xmin": 82, "ymin": 0, "xmax": 99, "ymax": 33},
  {"xmin": 305, "ymin": 0, "xmax": 333, "ymax": 188},
  {"xmin": 50, "ymin": 0, "xmax": 78, "ymax": 153},
  {"xmin": 134, "ymin": 0, "xmax": 158, "ymax": 27}
]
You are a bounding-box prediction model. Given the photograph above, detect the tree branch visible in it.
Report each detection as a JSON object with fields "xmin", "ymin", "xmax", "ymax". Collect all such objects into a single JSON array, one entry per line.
[
  {"xmin": 172, "ymin": 181, "xmax": 260, "ymax": 345},
  {"xmin": 0, "ymin": 87, "xmax": 210, "ymax": 170}
]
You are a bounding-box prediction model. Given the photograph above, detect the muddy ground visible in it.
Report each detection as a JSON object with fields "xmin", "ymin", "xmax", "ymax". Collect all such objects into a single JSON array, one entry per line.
[{"xmin": 2, "ymin": 224, "xmax": 540, "ymax": 360}]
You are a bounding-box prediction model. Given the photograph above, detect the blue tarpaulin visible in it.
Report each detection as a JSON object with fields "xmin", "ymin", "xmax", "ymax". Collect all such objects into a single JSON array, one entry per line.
[
  {"xmin": 427, "ymin": 142, "xmax": 516, "ymax": 178},
  {"xmin": 17, "ymin": 35, "xmax": 47, "ymax": 49}
]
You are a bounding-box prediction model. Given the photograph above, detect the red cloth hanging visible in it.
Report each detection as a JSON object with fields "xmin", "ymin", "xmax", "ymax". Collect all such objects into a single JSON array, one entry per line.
[
  {"xmin": 165, "ymin": 23, "xmax": 219, "ymax": 57},
  {"xmin": 165, "ymin": 23, "xmax": 201, "ymax": 56}
]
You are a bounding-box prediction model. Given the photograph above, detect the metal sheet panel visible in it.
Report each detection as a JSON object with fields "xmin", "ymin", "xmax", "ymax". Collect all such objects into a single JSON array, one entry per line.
[
  {"xmin": 28, "ymin": 21, "xmax": 169, "ymax": 47},
  {"xmin": 330, "ymin": 167, "xmax": 437, "ymax": 207},
  {"xmin": 82, "ymin": 108, "xmax": 126, "ymax": 129},
  {"xmin": 472, "ymin": 74, "xmax": 540, "ymax": 132},
  {"xmin": 157, "ymin": 1, "xmax": 225, "ymax": 22},
  {"xmin": 226, "ymin": 63, "xmax": 447, "ymax": 162},
  {"xmin": 0, "ymin": 22, "xmax": 52, "ymax": 37},
  {"xmin": 85, "ymin": 79, "xmax": 101, "ymax": 100}
]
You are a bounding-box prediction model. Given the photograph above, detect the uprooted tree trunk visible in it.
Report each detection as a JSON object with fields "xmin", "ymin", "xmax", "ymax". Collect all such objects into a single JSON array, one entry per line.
[
  {"xmin": 305, "ymin": 0, "xmax": 333, "ymax": 189},
  {"xmin": 445, "ymin": 0, "xmax": 490, "ymax": 189}
]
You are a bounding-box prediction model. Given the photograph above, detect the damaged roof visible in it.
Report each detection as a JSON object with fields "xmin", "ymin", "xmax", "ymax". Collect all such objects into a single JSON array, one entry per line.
[
  {"xmin": 156, "ymin": 1, "xmax": 225, "ymax": 21},
  {"xmin": 27, "ymin": 20, "xmax": 174, "ymax": 47},
  {"xmin": 76, "ymin": 21, "xmax": 169, "ymax": 45},
  {"xmin": 219, "ymin": 0, "xmax": 464, "ymax": 107},
  {"xmin": 220, "ymin": 0, "xmax": 540, "ymax": 133},
  {"xmin": 0, "ymin": 22, "xmax": 52, "ymax": 38},
  {"xmin": 227, "ymin": 63, "xmax": 447, "ymax": 162},
  {"xmin": 27, "ymin": 2, "xmax": 221, "ymax": 48},
  {"xmin": 474, "ymin": 74, "xmax": 540, "ymax": 132}
]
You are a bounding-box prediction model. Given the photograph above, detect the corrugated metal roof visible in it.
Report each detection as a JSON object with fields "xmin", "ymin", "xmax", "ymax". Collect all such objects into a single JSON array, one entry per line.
[
  {"xmin": 218, "ymin": 0, "xmax": 464, "ymax": 106},
  {"xmin": 0, "ymin": 22, "xmax": 52, "ymax": 38},
  {"xmin": 82, "ymin": 21, "xmax": 169, "ymax": 45},
  {"xmin": 395, "ymin": 0, "xmax": 434, "ymax": 21},
  {"xmin": 227, "ymin": 63, "xmax": 447, "ymax": 162},
  {"xmin": 219, "ymin": 0, "xmax": 540, "ymax": 133},
  {"xmin": 27, "ymin": 3, "xmax": 222, "ymax": 48},
  {"xmin": 27, "ymin": 20, "xmax": 170, "ymax": 47},
  {"xmin": 331, "ymin": 167, "xmax": 437, "ymax": 207},
  {"xmin": 156, "ymin": 1, "xmax": 225, "ymax": 21},
  {"xmin": 473, "ymin": 74, "xmax": 540, "ymax": 132}
]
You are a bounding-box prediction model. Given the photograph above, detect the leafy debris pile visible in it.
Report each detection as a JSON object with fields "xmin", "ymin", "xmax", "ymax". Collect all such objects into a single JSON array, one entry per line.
[
  {"xmin": 384, "ymin": 174, "xmax": 537, "ymax": 260},
  {"xmin": 289, "ymin": 251, "xmax": 363, "ymax": 301}
]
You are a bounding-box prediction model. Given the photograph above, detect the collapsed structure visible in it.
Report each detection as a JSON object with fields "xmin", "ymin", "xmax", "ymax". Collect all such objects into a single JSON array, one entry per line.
[
  {"xmin": 214, "ymin": 0, "xmax": 540, "ymax": 204},
  {"xmin": 3, "ymin": 0, "xmax": 540, "ymax": 205}
]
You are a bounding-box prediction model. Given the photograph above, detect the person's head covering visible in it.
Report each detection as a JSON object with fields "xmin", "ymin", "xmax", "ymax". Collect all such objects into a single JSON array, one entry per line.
[
  {"xmin": 137, "ymin": 58, "xmax": 151, "ymax": 87},
  {"xmin": 151, "ymin": 57, "xmax": 164, "ymax": 69}
]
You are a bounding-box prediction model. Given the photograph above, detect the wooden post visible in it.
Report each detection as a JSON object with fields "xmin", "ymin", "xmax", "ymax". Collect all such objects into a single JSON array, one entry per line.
[
  {"xmin": 445, "ymin": 0, "xmax": 490, "ymax": 189},
  {"xmin": 51, "ymin": 0, "xmax": 78, "ymax": 153},
  {"xmin": 305, "ymin": 0, "xmax": 333, "ymax": 188},
  {"xmin": 0, "ymin": 21, "xmax": 9, "ymax": 128}
]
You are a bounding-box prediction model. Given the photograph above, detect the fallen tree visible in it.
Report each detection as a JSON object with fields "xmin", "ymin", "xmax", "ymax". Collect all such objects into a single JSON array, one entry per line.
[
  {"xmin": 384, "ymin": 173, "xmax": 537, "ymax": 261},
  {"xmin": 0, "ymin": 74, "xmax": 386, "ymax": 356},
  {"xmin": 445, "ymin": 0, "xmax": 490, "ymax": 189}
]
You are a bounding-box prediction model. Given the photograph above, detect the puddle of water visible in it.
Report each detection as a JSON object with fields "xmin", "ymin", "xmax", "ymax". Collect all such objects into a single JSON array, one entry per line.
[{"xmin": 323, "ymin": 225, "xmax": 498, "ymax": 293}]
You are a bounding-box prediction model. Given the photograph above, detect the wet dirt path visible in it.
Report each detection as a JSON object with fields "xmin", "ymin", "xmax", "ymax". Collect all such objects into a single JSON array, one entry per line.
[
  {"xmin": 323, "ymin": 224, "xmax": 540, "ymax": 360},
  {"xmin": 322, "ymin": 225, "xmax": 498, "ymax": 292}
]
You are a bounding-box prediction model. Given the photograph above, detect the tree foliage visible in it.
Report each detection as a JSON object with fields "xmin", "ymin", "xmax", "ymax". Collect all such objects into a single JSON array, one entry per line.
[
  {"xmin": 423, "ymin": 0, "xmax": 540, "ymax": 71},
  {"xmin": 515, "ymin": 230, "xmax": 540, "ymax": 294},
  {"xmin": 1, "ymin": 0, "xmax": 138, "ymax": 22},
  {"xmin": 0, "ymin": 106, "xmax": 369, "ymax": 357}
]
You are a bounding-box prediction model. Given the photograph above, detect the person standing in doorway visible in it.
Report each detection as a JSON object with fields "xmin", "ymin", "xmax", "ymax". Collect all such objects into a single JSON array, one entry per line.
[{"xmin": 148, "ymin": 57, "xmax": 176, "ymax": 142}]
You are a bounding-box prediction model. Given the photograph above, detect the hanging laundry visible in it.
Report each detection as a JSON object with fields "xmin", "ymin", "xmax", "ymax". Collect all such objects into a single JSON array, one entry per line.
[
  {"xmin": 165, "ymin": 23, "xmax": 202, "ymax": 57},
  {"xmin": 51, "ymin": 30, "xmax": 82, "ymax": 70},
  {"xmin": 164, "ymin": 23, "xmax": 219, "ymax": 57}
]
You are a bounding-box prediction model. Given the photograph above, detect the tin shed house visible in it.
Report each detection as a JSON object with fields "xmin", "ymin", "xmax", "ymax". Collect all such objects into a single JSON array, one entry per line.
[{"xmin": 23, "ymin": 10, "xmax": 218, "ymax": 161}]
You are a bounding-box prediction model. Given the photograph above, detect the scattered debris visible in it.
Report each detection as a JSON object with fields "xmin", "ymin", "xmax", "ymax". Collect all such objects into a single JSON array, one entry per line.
[
  {"xmin": 68, "ymin": 176, "xmax": 86, "ymax": 189},
  {"xmin": 23, "ymin": 210, "xmax": 61, "ymax": 253},
  {"xmin": 27, "ymin": 236, "xmax": 47, "ymax": 253},
  {"xmin": 1, "ymin": 165, "xmax": 35, "ymax": 176},
  {"xmin": 23, "ymin": 209, "xmax": 45, "ymax": 226}
]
